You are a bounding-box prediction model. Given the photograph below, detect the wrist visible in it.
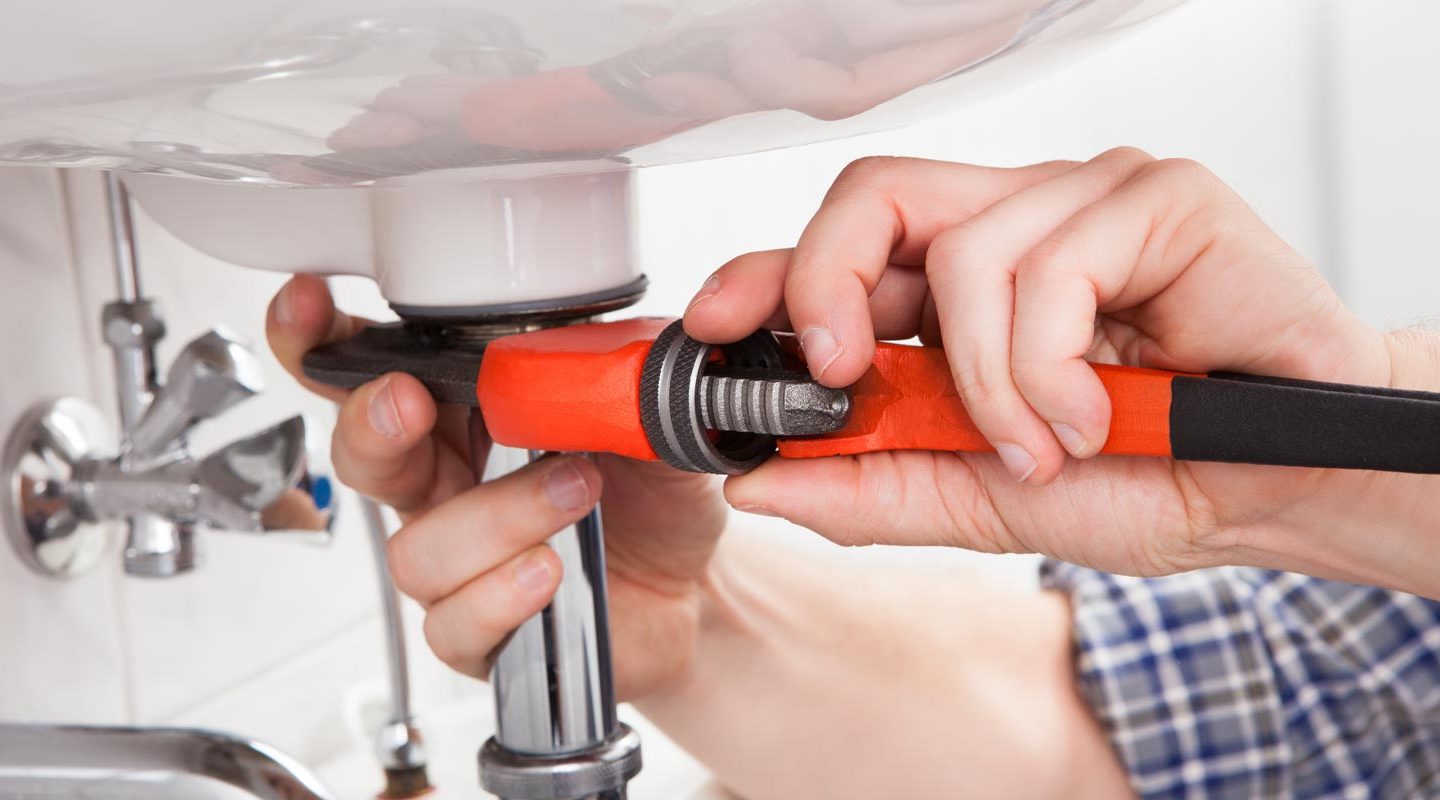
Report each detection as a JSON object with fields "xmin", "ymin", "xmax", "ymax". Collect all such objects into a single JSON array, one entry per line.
[
  {"xmin": 1236, "ymin": 327, "xmax": 1440, "ymax": 597},
  {"xmin": 634, "ymin": 538, "xmax": 1132, "ymax": 799},
  {"xmin": 1385, "ymin": 327, "xmax": 1440, "ymax": 392},
  {"xmin": 631, "ymin": 534, "xmax": 770, "ymax": 713}
]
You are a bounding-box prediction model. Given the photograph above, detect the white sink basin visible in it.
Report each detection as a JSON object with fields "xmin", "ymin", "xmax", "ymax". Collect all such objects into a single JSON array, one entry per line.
[
  {"xmin": 1, "ymin": 0, "xmax": 1184, "ymax": 186},
  {"xmin": 7, "ymin": 1, "xmax": 1187, "ymax": 308}
]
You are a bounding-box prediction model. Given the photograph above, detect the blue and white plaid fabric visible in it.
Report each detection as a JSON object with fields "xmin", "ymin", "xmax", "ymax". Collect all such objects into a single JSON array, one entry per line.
[{"xmin": 1041, "ymin": 561, "xmax": 1440, "ymax": 798}]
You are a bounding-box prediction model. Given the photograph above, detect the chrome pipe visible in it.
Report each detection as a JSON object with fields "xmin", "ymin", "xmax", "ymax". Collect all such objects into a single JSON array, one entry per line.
[
  {"xmin": 491, "ymin": 491, "xmax": 614, "ymax": 753},
  {"xmin": 362, "ymin": 498, "xmax": 415, "ymax": 727},
  {"xmin": 104, "ymin": 171, "xmax": 141, "ymax": 304},
  {"xmin": 102, "ymin": 171, "xmax": 196, "ymax": 576},
  {"xmin": 475, "ymin": 430, "xmax": 639, "ymax": 799},
  {"xmin": 102, "ymin": 172, "xmax": 156, "ymax": 431}
]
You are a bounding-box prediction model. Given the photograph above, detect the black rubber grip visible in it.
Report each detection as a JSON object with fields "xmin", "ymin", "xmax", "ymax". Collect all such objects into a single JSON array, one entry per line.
[{"xmin": 1169, "ymin": 375, "xmax": 1440, "ymax": 474}]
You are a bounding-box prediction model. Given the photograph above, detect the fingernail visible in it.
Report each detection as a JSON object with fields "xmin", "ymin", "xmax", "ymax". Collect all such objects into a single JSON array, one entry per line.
[
  {"xmin": 274, "ymin": 282, "xmax": 295, "ymax": 326},
  {"xmin": 799, "ymin": 326, "xmax": 843, "ymax": 380},
  {"xmin": 1051, "ymin": 423, "xmax": 1089, "ymax": 457},
  {"xmin": 994, "ymin": 443, "xmax": 1038, "ymax": 483},
  {"xmin": 513, "ymin": 551, "xmax": 554, "ymax": 595},
  {"xmin": 543, "ymin": 460, "xmax": 591, "ymax": 511},
  {"xmin": 735, "ymin": 502, "xmax": 778, "ymax": 518},
  {"xmin": 686, "ymin": 274, "xmax": 721, "ymax": 313},
  {"xmin": 367, "ymin": 378, "xmax": 404, "ymax": 438}
]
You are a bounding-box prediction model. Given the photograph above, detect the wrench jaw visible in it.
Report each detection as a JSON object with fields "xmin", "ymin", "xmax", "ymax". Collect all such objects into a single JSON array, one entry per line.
[
  {"xmin": 302, "ymin": 317, "xmax": 855, "ymax": 475},
  {"xmin": 301, "ymin": 322, "xmax": 488, "ymax": 405}
]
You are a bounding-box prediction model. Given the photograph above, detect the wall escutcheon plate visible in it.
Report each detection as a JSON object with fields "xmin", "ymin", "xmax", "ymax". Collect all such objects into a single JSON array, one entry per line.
[{"xmin": 2, "ymin": 398, "xmax": 116, "ymax": 578}]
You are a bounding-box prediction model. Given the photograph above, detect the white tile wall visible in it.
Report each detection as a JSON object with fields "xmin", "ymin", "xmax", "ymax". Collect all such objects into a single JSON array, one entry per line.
[
  {"xmin": 0, "ymin": 167, "xmax": 130, "ymax": 724},
  {"xmin": 0, "ymin": 169, "xmax": 487, "ymax": 771},
  {"xmin": 3, "ymin": 0, "xmax": 1429, "ymax": 796}
]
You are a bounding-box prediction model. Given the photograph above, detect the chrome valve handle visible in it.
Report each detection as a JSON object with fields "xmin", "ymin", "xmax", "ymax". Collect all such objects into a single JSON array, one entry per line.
[{"xmin": 127, "ymin": 329, "xmax": 265, "ymax": 461}]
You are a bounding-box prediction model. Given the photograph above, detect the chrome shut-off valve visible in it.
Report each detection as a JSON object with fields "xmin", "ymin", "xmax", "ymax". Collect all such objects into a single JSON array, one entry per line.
[
  {"xmin": 1, "ymin": 175, "xmax": 335, "ymax": 579},
  {"xmin": 2, "ymin": 324, "xmax": 337, "ymax": 579}
]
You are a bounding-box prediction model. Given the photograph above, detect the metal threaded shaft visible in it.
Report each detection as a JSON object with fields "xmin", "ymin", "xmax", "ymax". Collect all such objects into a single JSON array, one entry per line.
[{"xmin": 698, "ymin": 373, "xmax": 851, "ymax": 437}]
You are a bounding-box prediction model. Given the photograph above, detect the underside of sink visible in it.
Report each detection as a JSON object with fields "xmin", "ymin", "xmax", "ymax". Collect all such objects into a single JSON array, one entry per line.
[{"xmin": 0, "ymin": 0, "xmax": 1186, "ymax": 186}]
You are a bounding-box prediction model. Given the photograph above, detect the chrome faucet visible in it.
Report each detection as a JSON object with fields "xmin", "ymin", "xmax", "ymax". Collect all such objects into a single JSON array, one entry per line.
[{"xmin": 0, "ymin": 723, "xmax": 336, "ymax": 800}]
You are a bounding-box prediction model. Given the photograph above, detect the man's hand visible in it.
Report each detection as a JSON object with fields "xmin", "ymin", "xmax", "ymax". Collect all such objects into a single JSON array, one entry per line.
[
  {"xmin": 684, "ymin": 149, "xmax": 1398, "ymax": 578},
  {"xmin": 266, "ymin": 276, "xmax": 725, "ymax": 698},
  {"xmin": 265, "ymin": 276, "xmax": 1135, "ymax": 799}
]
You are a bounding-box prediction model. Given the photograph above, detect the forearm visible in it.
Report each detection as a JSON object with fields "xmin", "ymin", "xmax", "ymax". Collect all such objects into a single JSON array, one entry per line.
[
  {"xmin": 634, "ymin": 533, "xmax": 1131, "ymax": 799},
  {"xmin": 1240, "ymin": 328, "xmax": 1440, "ymax": 598}
]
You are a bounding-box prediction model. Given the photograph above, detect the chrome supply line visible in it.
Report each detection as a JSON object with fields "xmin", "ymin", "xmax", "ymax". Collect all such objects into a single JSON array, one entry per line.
[
  {"xmin": 102, "ymin": 171, "xmax": 200, "ymax": 576},
  {"xmin": 361, "ymin": 496, "xmax": 433, "ymax": 798}
]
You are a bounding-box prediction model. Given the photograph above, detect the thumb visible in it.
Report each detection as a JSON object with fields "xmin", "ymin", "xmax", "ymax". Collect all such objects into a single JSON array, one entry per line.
[{"xmin": 723, "ymin": 452, "xmax": 1007, "ymax": 550}]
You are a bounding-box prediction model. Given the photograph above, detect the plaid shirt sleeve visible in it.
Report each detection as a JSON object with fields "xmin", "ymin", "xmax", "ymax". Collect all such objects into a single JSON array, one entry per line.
[{"xmin": 1040, "ymin": 561, "xmax": 1440, "ymax": 799}]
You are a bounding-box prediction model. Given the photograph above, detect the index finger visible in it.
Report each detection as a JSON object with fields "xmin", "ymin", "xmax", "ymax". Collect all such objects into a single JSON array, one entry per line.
[
  {"xmin": 265, "ymin": 274, "xmax": 374, "ymax": 403},
  {"xmin": 782, "ymin": 156, "xmax": 1075, "ymax": 386}
]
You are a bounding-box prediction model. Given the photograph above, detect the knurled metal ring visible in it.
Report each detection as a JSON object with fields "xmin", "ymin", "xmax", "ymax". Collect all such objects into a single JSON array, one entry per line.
[
  {"xmin": 639, "ymin": 319, "xmax": 783, "ymax": 474},
  {"xmin": 479, "ymin": 724, "xmax": 642, "ymax": 800}
]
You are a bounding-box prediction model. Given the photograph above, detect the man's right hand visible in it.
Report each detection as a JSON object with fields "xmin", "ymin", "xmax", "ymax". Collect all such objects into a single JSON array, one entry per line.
[{"xmin": 683, "ymin": 150, "xmax": 1440, "ymax": 591}]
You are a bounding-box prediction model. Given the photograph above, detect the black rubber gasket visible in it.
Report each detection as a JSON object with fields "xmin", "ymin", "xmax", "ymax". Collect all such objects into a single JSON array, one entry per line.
[{"xmin": 391, "ymin": 276, "xmax": 649, "ymax": 326}]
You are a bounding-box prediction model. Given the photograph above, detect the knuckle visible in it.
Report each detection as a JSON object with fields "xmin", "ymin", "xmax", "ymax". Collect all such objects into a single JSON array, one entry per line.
[
  {"xmin": 328, "ymin": 437, "xmax": 365, "ymax": 487},
  {"xmin": 951, "ymin": 359, "xmax": 1002, "ymax": 408},
  {"xmin": 385, "ymin": 531, "xmax": 425, "ymax": 599},
  {"xmin": 931, "ymin": 457, "xmax": 1001, "ymax": 551},
  {"xmin": 1016, "ymin": 234, "xmax": 1076, "ymax": 278},
  {"xmin": 329, "ymin": 414, "xmax": 411, "ymax": 491},
  {"xmin": 421, "ymin": 611, "xmax": 463, "ymax": 670},
  {"xmin": 831, "ymin": 156, "xmax": 904, "ymax": 193},
  {"xmin": 1090, "ymin": 146, "xmax": 1155, "ymax": 187},
  {"xmin": 328, "ymin": 450, "xmax": 382, "ymax": 499},
  {"xmin": 1095, "ymin": 145, "xmax": 1155, "ymax": 169},
  {"xmin": 924, "ymin": 225, "xmax": 979, "ymax": 276},
  {"xmin": 844, "ymin": 455, "xmax": 907, "ymax": 546},
  {"xmin": 1144, "ymin": 157, "xmax": 1218, "ymax": 191},
  {"xmin": 1008, "ymin": 356, "xmax": 1052, "ymax": 392}
]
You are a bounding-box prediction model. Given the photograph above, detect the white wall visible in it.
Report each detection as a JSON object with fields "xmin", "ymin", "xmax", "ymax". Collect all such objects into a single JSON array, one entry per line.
[
  {"xmin": 1, "ymin": 1, "xmax": 1432, "ymax": 796},
  {"xmin": 1323, "ymin": 0, "xmax": 1440, "ymax": 328}
]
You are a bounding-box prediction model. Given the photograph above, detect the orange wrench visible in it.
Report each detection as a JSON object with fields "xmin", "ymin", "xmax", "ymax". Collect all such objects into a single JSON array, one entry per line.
[{"xmin": 304, "ymin": 317, "xmax": 1440, "ymax": 475}]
